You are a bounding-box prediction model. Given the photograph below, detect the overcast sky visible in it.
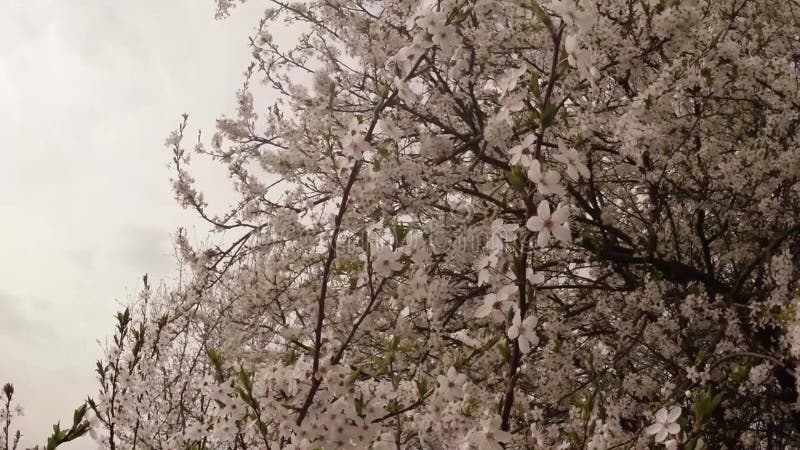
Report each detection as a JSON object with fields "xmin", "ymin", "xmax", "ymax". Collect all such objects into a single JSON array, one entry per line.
[{"xmin": 0, "ymin": 1, "xmax": 266, "ymax": 447}]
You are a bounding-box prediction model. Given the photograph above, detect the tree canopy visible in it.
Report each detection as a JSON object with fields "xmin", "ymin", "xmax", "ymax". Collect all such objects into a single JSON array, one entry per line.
[{"xmin": 77, "ymin": 0, "xmax": 800, "ymax": 448}]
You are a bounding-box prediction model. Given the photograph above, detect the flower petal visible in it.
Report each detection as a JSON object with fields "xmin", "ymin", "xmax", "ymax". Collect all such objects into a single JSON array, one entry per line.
[
  {"xmin": 491, "ymin": 310, "xmax": 505, "ymax": 323},
  {"xmin": 495, "ymin": 430, "xmax": 511, "ymax": 443},
  {"xmin": 544, "ymin": 170, "xmax": 561, "ymax": 185},
  {"xmin": 644, "ymin": 424, "xmax": 662, "ymax": 436},
  {"xmin": 566, "ymin": 165, "xmax": 578, "ymax": 181},
  {"xmin": 552, "ymin": 225, "xmax": 572, "ymax": 244},
  {"xmin": 655, "ymin": 408, "xmax": 668, "ymax": 423},
  {"xmin": 526, "ymin": 269, "xmax": 545, "ymax": 284},
  {"xmin": 666, "ymin": 423, "xmax": 680, "ymax": 435},
  {"xmin": 519, "ymin": 336, "xmax": 530, "ymax": 353},
  {"xmin": 522, "ymin": 134, "xmax": 536, "ymax": 147},
  {"xmin": 536, "ymin": 200, "xmax": 550, "ymax": 218},
  {"xmin": 475, "ymin": 304, "xmax": 490, "ymax": 318},
  {"xmin": 667, "ymin": 406, "xmax": 682, "ymax": 422},
  {"xmin": 536, "ymin": 229, "xmax": 550, "ymax": 247},
  {"xmin": 578, "ymin": 163, "xmax": 590, "ymax": 178},
  {"xmin": 528, "ymin": 160, "xmax": 543, "ymax": 182},
  {"xmin": 551, "ymin": 183, "xmax": 567, "ymax": 197},
  {"xmin": 564, "ymin": 34, "xmax": 578, "ymax": 54},
  {"xmin": 526, "ymin": 216, "xmax": 544, "ymax": 232},
  {"xmin": 551, "ymin": 205, "xmax": 570, "ymax": 224}
]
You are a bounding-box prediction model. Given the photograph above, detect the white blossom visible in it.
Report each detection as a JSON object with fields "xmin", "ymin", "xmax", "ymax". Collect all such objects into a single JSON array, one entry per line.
[
  {"xmin": 528, "ymin": 160, "xmax": 567, "ymax": 197},
  {"xmin": 645, "ymin": 407, "xmax": 682, "ymax": 443},
  {"xmin": 507, "ymin": 312, "xmax": 539, "ymax": 353},
  {"xmin": 526, "ymin": 200, "xmax": 571, "ymax": 247}
]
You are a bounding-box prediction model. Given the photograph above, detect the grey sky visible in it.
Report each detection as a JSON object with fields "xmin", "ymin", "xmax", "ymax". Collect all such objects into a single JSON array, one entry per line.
[{"xmin": 0, "ymin": 1, "xmax": 265, "ymax": 447}]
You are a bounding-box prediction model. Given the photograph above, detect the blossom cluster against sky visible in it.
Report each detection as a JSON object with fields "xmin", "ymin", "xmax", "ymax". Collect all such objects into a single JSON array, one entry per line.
[{"xmin": 0, "ymin": 1, "xmax": 266, "ymax": 447}]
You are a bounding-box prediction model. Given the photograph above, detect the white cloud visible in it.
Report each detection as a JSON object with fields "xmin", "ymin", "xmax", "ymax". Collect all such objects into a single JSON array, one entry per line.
[{"xmin": 0, "ymin": 1, "xmax": 267, "ymax": 447}]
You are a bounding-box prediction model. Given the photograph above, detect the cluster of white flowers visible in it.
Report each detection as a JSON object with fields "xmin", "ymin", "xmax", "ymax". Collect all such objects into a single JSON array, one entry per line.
[{"xmin": 80, "ymin": 0, "xmax": 800, "ymax": 448}]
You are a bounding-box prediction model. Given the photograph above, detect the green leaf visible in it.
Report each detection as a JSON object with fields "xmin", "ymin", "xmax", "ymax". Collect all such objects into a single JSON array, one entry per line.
[
  {"xmin": 281, "ymin": 347, "xmax": 299, "ymax": 366},
  {"xmin": 730, "ymin": 364, "xmax": 749, "ymax": 384},
  {"xmin": 358, "ymin": 228, "xmax": 369, "ymax": 251},
  {"xmin": 540, "ymin": 103, "xmax": 557, "ymax": 128},
  {"xmin": 353, "ymin": 394, "xmax": 365, "ymax": 417},
  {"xmin": 238, "ymin": 367, "xmax": 253, "ymax": 393},
  {"xmin": 386, "ymin": 335, "xmax": 400, "ymax": 352},
  {"xmin": 72, "ymin": 404, "xmax": 87, "ymax": 427},
  {"xmin": 391, "ymin": 223, "xmax": 409, "ymax": 246},
  {"xmin": 694, "ymin": 348, "xmax": 710, "ymax": 366},
  {"xmin": 257, "ymin": 420, "xmax": 269, "ymax": 437},
  {"xmin": 567, "ymin": 430, "xmax": 580, "ymax": 444},
  {"xmin": 506, "ymin": 165, "xmax": 528, "ymax": 192},
  {"xmin": 694, "ymin": 389, "xmax": 724, "ymax": 425},
  {"xmin": 384, "ymin": 336, "xmax": 400, "ymax": 364},
  {"xmin": 346, "ymin": 367, "xmax": 362, "ymax": 386},
  {"xmin": 524, "ymin": 0, "xmax": 554, "ymax": 34},
  {"xmin": 528, "ymin": 72, "xmax": 541, "ymax": 99},
  {"xmin": 498, "ymin": 342, "xmax": 511, "ymax": 362},
  {"xmin": 207, "ymin": 348, "xmax": 225, "ymax": 382},
  {"xmin": 416, "ymin": 376, "xmax": 429, "ymax": 396}
]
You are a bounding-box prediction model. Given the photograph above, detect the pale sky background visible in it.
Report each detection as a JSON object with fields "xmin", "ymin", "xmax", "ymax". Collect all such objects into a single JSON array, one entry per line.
[{"xmin": 0, "ymin": 1, "xmax": 271, "ymax": 447}]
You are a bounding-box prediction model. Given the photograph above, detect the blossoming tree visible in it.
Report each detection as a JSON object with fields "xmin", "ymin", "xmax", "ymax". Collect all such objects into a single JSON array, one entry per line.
[
  {"xmin": 88, "ymin": 0, "xmax": 800, "ymax": 448},
  {"xmin": 0, "ymin": 383, "xmax": 90, "ymax": 450}
]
